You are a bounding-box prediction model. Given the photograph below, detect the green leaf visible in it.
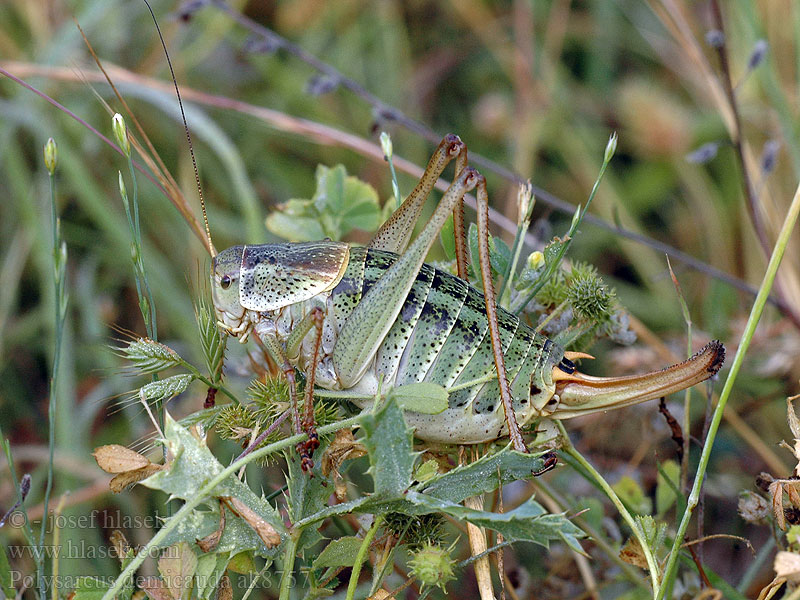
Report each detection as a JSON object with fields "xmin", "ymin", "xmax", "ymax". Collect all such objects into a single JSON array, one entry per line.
[
  {"xmin": 612, "ymin": 476, "xmax": 652, "ymax": 515},
  {"xmin": 314, "ymin": 164, "xmax": 382, "ymax": 235},
  {"xmin": 656, "ymin": 460, "xmax": 681, "ymax": 515},
  {"xmin": 141, "ymin": 413, "xmax": 286, "ymax": 558},
  {"xmin": 404, "ymin": 491, "xmax": 584, "ymax": 551},
  {"xmin": 439, "ymin": 215, "xmax": 456, "ymax": 261},
  {"xmin": 0, "ymin": 547, "xmax": 15, "ymax": 599},
  {"xmin": 73, "ymin": 577, "xmax": 112, "ymax": 600},
  {"xmin": 312, "ymin": 537, "xmax": 364, "ymax": 568},
  {"xmin": 418, "ymin": 448, "xmax": 555, "ymax": 504},
  {"xmin": 194, "ymin": 552, "xmax": 230, "ymax": 600},
  {"xmin": 265, "ymin": 212, "xmax": 326, "ymax": 243},
  {"xmin": 360, "ymin": 398, "xmax": 416, "ymax": 497},
  {"xmin": 285, "ymin": 442, "xmax": 334, "ymax": 551},
  {"xmin": 388, "ymin": 382, "xmax": 448, "ymax": 414}
]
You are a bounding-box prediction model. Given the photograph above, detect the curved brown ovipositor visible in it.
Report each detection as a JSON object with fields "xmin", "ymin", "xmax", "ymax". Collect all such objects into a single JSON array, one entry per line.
[{"xmin": 551, "ymin": 341, "xmax": 725, "ymax": 419}]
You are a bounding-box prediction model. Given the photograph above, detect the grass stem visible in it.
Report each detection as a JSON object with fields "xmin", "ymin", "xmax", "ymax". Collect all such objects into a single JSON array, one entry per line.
[{"xmin": 656, "ymin": 178, "xmax": 800, "ymax": 599}]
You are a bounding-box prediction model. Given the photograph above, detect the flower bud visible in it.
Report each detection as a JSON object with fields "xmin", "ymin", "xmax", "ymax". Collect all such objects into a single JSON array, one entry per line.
[
  {"xmin": 527, "ymin": 250, "xmax": 545, "ymax": 270},
  {"xmin": 380, "ymin": 131, "xmax": 393, "ymax": 160},
  {"xmin": 112, "ymin": 113, "xmax": 131, "ymax": 158},
  {"xmin": 118, "ymin": 171, "xmax": 128, "ymax": 203},
  {"xmin": 604, "ymin": 132, "xmax": 618, "ymax": 163},
  {"xmin": 43, "ymin": 137, "xmax": 58, "ymax": 175}
]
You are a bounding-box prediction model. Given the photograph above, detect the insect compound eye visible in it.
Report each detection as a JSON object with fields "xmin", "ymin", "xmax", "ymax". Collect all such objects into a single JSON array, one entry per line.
[{"xmin": 220, "ymin": 275, "xmax": 232, "ymax": 290}]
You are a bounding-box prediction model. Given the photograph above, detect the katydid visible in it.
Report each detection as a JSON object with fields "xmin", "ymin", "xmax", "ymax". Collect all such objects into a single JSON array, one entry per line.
[{"xmin": 211, "ymin": 135, "xmax": 725, "ymax": 469}]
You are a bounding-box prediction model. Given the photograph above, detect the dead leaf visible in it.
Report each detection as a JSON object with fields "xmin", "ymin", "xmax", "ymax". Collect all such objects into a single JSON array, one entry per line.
[
  {"xmin": 110, "ymin": 530, "xmax": 130, "ymax": 561},
  {"xmin": 139, "ymin": 577, "xmax": 171, "ymax": 600},
  {"xmin": 220, "ymin": 496, "xmax": 281, "ymax": 548},
  {"xmin": 196, "ymin": 501, "xmax": 226, "ymax": 553},
  {"xmin": 215, "ymin": 575, "xmax": 232, "ymax": 600},
  {"xmin": 109, "ymin": 464, "xmax": 163, "ymax": 493},
  {"xmin": 619, "ymin": 537, "xmax": 649, "ymax": 569},
  {"xmin": 321, "ymin": 429, "xmax": 366, "ymax": 500},
  {"xmin": 158, "ymin": 542, "xmax": 198, "ymax": 600},
  {"xmin": 775, "ymin": 551, "xmax": 800, "ymax": 583},
  {"xmin": 93, "ymin": 445, "xmax": 150, "ymax": 473}
]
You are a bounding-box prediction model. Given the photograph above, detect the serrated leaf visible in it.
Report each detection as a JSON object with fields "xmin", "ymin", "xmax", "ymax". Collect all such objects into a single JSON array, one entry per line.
[
  {"xmin": 141, "ymin": 374, "xmax": 195, "ymax": 403},
  {"xmin": 73, "ymin": 577, "xmax": 112, "ymax": 600},
  {"xmin": 388, "ymin": 383, "xmax": 448, "ymax": 414},
  {"xmin": 418, "ymin": 448, "xmax": 555, "ymax": 503},
  {"xmin": 159, "ymin": 542, "xmax": 198, "ymax": 600},
  {"xmin": 141, "ymin": 413, "xmax": 286, "ymax": 558},
  {"xmin": 312, "ymin": 537, "xmax": 364, "ymax": 568},
  {"xmin": 360, "ymin": 398, "xmax": 415, "ymax": 497},
  {"xmin": 404, "ymin": 491, "xmax": 584, "ymax": 551}
]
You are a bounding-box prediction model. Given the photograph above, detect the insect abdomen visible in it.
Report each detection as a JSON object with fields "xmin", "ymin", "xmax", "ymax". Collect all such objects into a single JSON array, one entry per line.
[{"xmin": 329, "ymin": 247, "xmax": 564, "ymax": 417}]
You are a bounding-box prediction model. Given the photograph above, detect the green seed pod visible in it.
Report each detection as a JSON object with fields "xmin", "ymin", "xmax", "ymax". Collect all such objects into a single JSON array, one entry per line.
[
  {"xmin": 567, "ymin": 271, "xmax": 614, "ymax": 323},
  {"xmin": 383, "ymin": 512, "xmax": 445, "ymax": 550},
  {"xmin": 408, "ymin": 542, "xmax": 456, "ymax": 590}
]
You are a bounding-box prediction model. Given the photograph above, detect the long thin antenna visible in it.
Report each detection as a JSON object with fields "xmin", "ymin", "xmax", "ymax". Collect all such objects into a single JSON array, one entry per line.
[{"xmin": 142, "ymin": 0, "xmax": 216, "ymax": 256}]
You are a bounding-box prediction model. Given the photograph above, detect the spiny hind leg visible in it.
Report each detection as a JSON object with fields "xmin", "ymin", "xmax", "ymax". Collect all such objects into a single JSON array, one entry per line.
[
  {"xmin": 296, "ymin": 307, "xmax": 326, "ymax": 472},
  {"xmin": 473, "ymin": 175, "xmax": 526, "ymax": 453}
]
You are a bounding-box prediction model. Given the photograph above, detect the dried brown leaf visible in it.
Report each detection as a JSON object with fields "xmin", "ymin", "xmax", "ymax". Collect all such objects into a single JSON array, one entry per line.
[
  {"xmin": 139, "ymin": 577, "xmax": 171, "ymax": 600},
  {"xmin": 109, "ymin": 464, "xmax": 163, "ymax": 493},
  {"xmin": 775, "ymin": 551, "xmax": 800, "ymax": 583},
  {"xmin": 321, "ymin": 429, "xmax": 366, "ymax": 500},
  {"xmin": 196, "ymin": 501, "xmax": 226, "ymax": 553},
  {"xmin": 220, "ymin": 496, "xmax": 281, "ymax": 548},
  {"xmin": 93, "ymin": 445, "xmax": 150, "ymax": 473},
  {"xmin": 619, "ymin": 537, "xmax": 649, "ymax": 569},
  {"xmin": 771, "ymin": 481, "xmax": 786, "ymax": 530},
  {"xmin": 215, "ymin": 575, "xmax": 232, "ymax": 600}
]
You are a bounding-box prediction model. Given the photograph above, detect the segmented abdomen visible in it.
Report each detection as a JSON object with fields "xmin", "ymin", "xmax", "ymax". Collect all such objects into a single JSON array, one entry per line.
[{"xmin": 330, "ymin": 247, "xmax": 564, "ymax": 416}]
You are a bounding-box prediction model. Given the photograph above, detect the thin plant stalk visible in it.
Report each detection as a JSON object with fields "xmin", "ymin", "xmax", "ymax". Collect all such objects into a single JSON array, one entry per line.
[
  {"xmin": 346, "ymin": 514, "xmax": 384, "ymax": 600},
  {"xmin": 39, "ymin": 139, "xmax": 68, "ymax": 600},
  {"xmin": 99, "ymin": 413, "xmax": 363, "ymax": 600},
  {"xmin": 278, "ymin": 533, "xmax": 300, "ymax": 600},
  {"xmin": 667, "ymin": 257, "xmax": 694, "ymax": 491},
  {"xmin": 380, "ymin": 132, "xmax": 402, "ymax": 211},
  {"xmin": 513, "ymin": 133, "xmax": 617, "ymax": 315},
  {"xmin": 656, "ymin": 179, "xmax": 800, "ymax": 600},
  {"xmin": 557, "ymin": 421, "xmax": 661, "ymax": 594}
]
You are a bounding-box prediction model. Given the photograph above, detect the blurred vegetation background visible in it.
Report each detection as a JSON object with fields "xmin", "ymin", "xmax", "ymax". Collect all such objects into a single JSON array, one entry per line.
[{"xmin": 2, "ymin": 0, "xmax": 800, "ymax": 597}]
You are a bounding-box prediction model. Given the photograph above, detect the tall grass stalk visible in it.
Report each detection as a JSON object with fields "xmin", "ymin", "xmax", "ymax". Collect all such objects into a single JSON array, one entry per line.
[
  {"xmin": 656, "ymin": 179, "xmax": 800, "ymax": 599},
  {"xmin": 114, "ymin": 114, "xmax": 157, "ymax": 341},
  {"xmin": 39, "ymin": 137, "xmax": 68, "ymax": 600}
]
